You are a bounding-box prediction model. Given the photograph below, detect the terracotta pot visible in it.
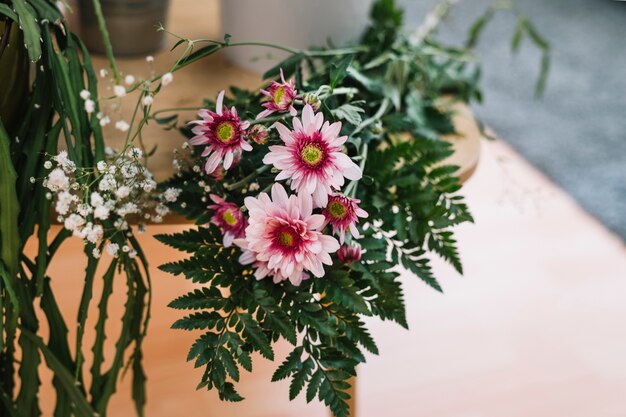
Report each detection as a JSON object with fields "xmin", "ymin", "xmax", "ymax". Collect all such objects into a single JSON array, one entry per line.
[{"xmin": 78, "ymin": 0, "xmax": 170, "ymax": 56}]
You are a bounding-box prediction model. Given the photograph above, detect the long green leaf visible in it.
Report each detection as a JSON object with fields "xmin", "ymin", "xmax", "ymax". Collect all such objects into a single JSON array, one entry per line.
[
  {"xmin": 0, "ymin": 121, "xmax": 19, "ymax": 279},
  {"xmin": 21, "ymin": 331, "xmax": 94, "ymax": 417},
  {"xmin": 11, "ymin": 0, "xmax": 41, "ymax": 61}
]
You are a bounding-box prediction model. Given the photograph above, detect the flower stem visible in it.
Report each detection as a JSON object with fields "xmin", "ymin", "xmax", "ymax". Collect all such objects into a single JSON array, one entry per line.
[
  {"xmin": 91, "ymin": 0, "xmax": 121, "ymax": 84},
  {"xmin": 224, "ymin": 165, "xmax": 270, "ymax": 191},
  {"xmin": 345, "ymin": 142, "xmax": 368, "ymax": 198}
]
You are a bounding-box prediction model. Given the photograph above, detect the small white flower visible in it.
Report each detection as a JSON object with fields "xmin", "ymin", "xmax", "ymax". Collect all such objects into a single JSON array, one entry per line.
[
  {"xmin": 117, "ymin": 202, "xmax": 139, "ymax": 217},
  {"xmin": 161, "ymin": 72, "xmax": 173, "ymax": 86},
  {"xmin": 98, "ymin": 174, "xmax": 116, "ymax": 192},
  {"xmin": 99, "ymin": 116, "xmax": 111, "ymax": 127},
  {"xmin": 85, "ymin": 99, "xmax": 96, "ymax": 114},
  {"xmin": 121, "ymin": 164, "xmax": 139, "ymax": 179},
  {"xmin": 80, "ymin": 89, "xmax": 91, "ymax": 100},
  {"xmin": 55, "ymin": 191, "xmax": 77, "ymax": 215},
  {"xmin": 30, "ymin": 177, "xmax": 36, "ymax": 184},
  {"xmin": 248, "ymin": 182, "xmax": 260, "ymax": 192},
  {"xmin": 155, "ymin": 203, "xmax": 170, "ymax": 217},
  {"xmin": 54, "ymin": 151, "xmax": 76, "ymax": 173},
  {"xmin": 127, "ymin": 147, "xmax": 143, "ymax": 159},
  {"xmin": 115, "ymin": 120, "xmax": 130, "ymax": 132},
  {"xmin": 99, "ymin": 68, "xmax": 108, "ymax": 78},
  {"xmin": 77, "ymin": 203, "xmax": 92, "ymax": 217},
  {"xmin": 142, "ymin": 95, "xmax": 153, "ymax": 106},
  {"xmin": 124, "ymin": 75, "xmax": 135, "ymax": 85},
  {"xmin": 122, "ymin": 245, "xmax": 130, "ymax": 253},
  {"xmin": 47, "ymin": 168, "xmax": 70, "ymax": 192},
  {"xmin": 114, "ymin": 218, "xmax": 129, "ymax": 231},
  {"xmin": 129, "ymin": 249, "xmax": 138, "ymax": 258},
  {"xmin": 90, "ymin": 192, "xmax": 104, "ymax": 207},
  {"xmin": 92, "ymin": 248, "xmax": 101, "ymax": 259},
  {"xmin": 113, "ymin": 85, "xmax": 126, "ymax": 97},
  {"xmin": 105, "ymin": 243, "xmax": 119, "ymax": 257},
  {"xmin": 142, "ymin": 179, "xmax": 157, "ymax": 192},
  {"xmin": 146, "ymin": 55, "xmax": 154, "ymax": 63},
  {"xmin": 87, "ymin": 225, "xmax": 103, "ymax": 244},
  {"xmin": 44, "ymin": 161, "xmax": 52, "ymax": 169},
  {"xmin": 115, "ymin": 186, "xmax": 131, "ymax": 199},
  {"xmin": 64, "ymin": 213, "xmax": 85, "ymax": 232},
  {"xmin": 94, "ymin": 205, "xmax": 110, "ymax": 220},
  {"xmin": 96, "ymin": 160, "xmax": 108, "ymax": 173}
]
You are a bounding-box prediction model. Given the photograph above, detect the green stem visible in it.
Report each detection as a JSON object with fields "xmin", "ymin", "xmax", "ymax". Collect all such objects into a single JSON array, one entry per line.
[
  {"xmin": 224, "ymin": 165, "xmax": 270, "ymax": 191},
  {"xmin": 345, "ymin": 143, "xmax": 368, "ymax": 198},
  {"xmin": 91, "ymin": 0, "xmax": 121, "ymax": 84}
]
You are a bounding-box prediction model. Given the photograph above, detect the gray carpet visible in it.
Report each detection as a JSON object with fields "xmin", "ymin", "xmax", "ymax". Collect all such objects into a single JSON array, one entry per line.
[{"xmin": 404, "ymin": 0, "xmax": 626, "ymax": 239}]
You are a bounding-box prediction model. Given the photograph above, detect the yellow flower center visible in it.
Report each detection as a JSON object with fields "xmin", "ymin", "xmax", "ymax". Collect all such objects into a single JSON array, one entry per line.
[
  {"xmin": 300, "ymin": 144, "xmax": 324, "ymax": 167},
  {"xmin": 277, "ymin": 229, "xmax": 296, "ymax": 248},
  {"xmin": 216, "ymin": 121, "xmax": 235, "ymax": 143},
  {"xmin": 274, "ymin": 87, "xmax": 286, "ymax": 105},
  {"xmin": 327, "ymin": 200, "xmax": 348, "ymax": 219},
  {"xmin": 222, "ymin": 210, "xmax": 238, "ymax": 226}
]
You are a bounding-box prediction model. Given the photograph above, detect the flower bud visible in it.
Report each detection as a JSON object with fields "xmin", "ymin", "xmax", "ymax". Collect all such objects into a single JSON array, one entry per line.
[
  {"xmin": 337, "ymin": 244, "xmax": 361, "ymax": 265},
  {"xmin": 248, "ymin": 124, "xmax": 269, "ymax": 145},
  {"xmin": 303, "ymin": 93, "xmax": 321, "ymax": 112}
]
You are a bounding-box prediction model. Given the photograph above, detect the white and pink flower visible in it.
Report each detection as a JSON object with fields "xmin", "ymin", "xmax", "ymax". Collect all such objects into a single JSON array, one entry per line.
[
  {"xmin": 208, "ymin": 194, "xmax": 246, "ymax": 247},
  {"xmin": 256, "ymin": 69, "xmax": 298, "ymax": 120},
  {"xmin": 263, "ymin": 105, "xmax": 362, "ymax": 208},
  {"xmin": 188, "ymin": 90, "xmax": 252, "ymax": 175},
  {"xmin": 234, "ymin": 183, "xmax": 339, "ymax": 285},
  {"xmin": 322, "ymin": 194, "xmax": 368, "ymax": 243}
]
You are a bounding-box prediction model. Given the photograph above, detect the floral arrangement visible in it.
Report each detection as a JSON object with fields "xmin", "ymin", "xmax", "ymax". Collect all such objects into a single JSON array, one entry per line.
[
  {"xmin": 0, "ymin": 0, "xmax": 548, "ymax": 415},
  {"xmin": 156, "ymin": 1, "xmax": 549, "ymax": 416}
]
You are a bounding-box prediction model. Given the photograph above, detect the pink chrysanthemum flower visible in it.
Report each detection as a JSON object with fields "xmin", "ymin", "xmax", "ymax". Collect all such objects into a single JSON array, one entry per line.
[
  {"xmin": 188, "ymin": 90, "xmax": 252, "ymax": 174},
  {"xmin": 208, "ymin": 194, "xmax": 246, "ymax": 247},
  {"xmin": 337, "ymin": 244, "xmax": 361, "ymax": 265},
  {"xmin": 263, "ymin": 105, "xmax": 362, "ymax": 208},
  {"xmin": 322, "ymin": 194, "xmax": 368, "ymax": 243},
  {"xmin": 256, "ymin": 69, "xmax": 298, "ymax": 120},
  {"xmin": 233, "ymin": 183, "xmax": 339, "ymax": 285}
]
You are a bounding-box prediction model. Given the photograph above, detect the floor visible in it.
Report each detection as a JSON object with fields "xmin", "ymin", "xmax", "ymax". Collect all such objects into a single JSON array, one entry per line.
[
  {"xmin": 34, "ymin": 138, "xmax": 626, "ymax": 417},
  {"xmin": 410, "ymin": 0, "xmax": 626, "ymax": 240}
]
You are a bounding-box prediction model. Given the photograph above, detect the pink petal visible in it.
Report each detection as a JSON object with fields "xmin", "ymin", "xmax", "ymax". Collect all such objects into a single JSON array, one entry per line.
[
  {"xmin": 271, "ymin": 183, "xmax": 289, "ymax": 206},
  {"xmin": 256, "ymin": 109, "xmax": 274, "ymax": 120},
  {"xmin": 216, "ymin": 90, "xmax": 225, "ymax": 115},
  {"xmin": 223, "ymin": 233, "xmax": 234, "ymax": 247},
  {"xmin": 306, "ymin": 214, "xmax": 325, "ymax": 230},
  {"xmin": 204, "ymin": 152, "xmax": 222, "ymax": 174},
  {"xmin": 189, "ymin": 135, "xmax": 208, "ymax": 145},
  {"xmin": 223, "ymin": 151, "xmax": 234, "ymax": 170},
  {"xmin": 333, "ymin": 152, "xmax": 362, "ymax": 180},
  {"xmin": 312, "ymin": 185, "xmax": 328, "ymax": 208},
  {"xmin": 274, "ymin": 122, "xmax": 295, "ymax": 145}
]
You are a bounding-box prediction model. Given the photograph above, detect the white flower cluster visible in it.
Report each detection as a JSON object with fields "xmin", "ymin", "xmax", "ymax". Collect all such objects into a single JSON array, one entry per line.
[{"xmin": 43, "ymin": 148, "xmax": 182, "ymax": 258}]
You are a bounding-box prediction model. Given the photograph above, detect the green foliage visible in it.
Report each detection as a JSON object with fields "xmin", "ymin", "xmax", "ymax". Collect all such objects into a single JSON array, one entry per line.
[
  {"xmin": 1, "ymin": 2, "xmax": 151, "ymax": 416},
  {"xmin": 158, "ymin": 0, "xmax": 548, "ymax": 416}
]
